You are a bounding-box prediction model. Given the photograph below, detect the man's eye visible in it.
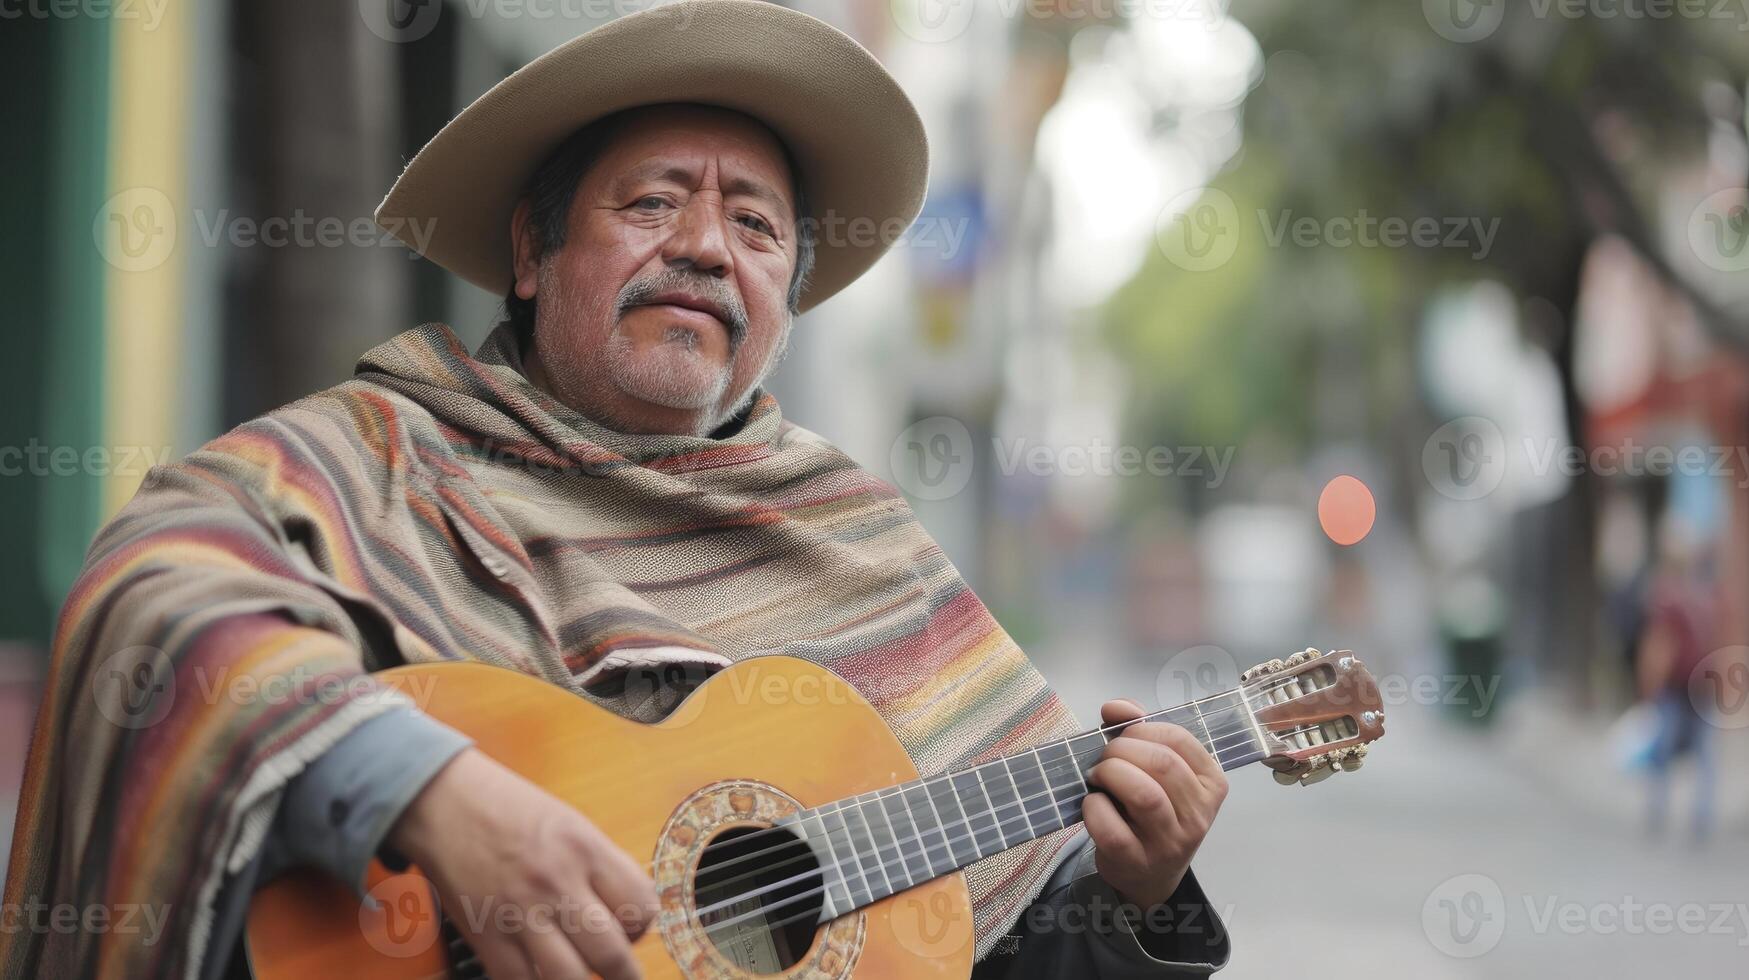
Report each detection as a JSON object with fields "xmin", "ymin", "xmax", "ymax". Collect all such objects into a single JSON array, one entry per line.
[
  {"xmin": 736, "ymin": 214, "xmax": 775, "ymax": 236},
  {"xmin": 633, "ymin": 196, "xmax": 670, "ymax": 211}
]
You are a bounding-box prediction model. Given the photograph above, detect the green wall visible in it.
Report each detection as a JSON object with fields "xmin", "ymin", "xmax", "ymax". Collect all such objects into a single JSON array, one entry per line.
[{"xmin": 0, "ymin": 18, "xmax": 112, "ymax": 648}]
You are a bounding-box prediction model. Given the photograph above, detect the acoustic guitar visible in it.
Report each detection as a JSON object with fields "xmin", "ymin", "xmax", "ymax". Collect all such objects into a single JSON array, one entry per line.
[{"xmin": 246, "ymin": 647, "xmax": 1384, "ymax": 978}]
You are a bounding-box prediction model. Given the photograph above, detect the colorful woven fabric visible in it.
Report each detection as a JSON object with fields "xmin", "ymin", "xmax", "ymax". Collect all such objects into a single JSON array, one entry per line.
[{"xmin": 1, "ymin": 323, "xmax": 1082, "ymax": 978}]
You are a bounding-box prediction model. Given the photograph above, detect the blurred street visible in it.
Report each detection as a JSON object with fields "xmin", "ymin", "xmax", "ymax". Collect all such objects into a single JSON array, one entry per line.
[
  {"xmin": 4, "ymin": 0, "xmax": 1748, "ymax": 975},
  {"xmin": 1051, "ymin": 642, "xmax": 1749, "ymax": 979}
]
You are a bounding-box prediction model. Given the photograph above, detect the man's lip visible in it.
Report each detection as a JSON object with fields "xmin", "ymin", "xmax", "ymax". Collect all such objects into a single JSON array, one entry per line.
[{"xmin": 636, "ymin": 298, "xmax": 726, "ymax": 327}]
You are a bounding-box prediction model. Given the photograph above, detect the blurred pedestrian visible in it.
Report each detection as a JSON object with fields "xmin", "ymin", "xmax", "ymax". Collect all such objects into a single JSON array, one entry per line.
[{"xmin": 1633, "ymin": 515, "xmax": 1719, "ymax": 843}]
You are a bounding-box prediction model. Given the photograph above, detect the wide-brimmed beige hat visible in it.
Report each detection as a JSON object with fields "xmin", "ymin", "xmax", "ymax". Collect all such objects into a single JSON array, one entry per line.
[{"xmin": 375, "ymin": 0, "xmax": 929, "ymax": 313}]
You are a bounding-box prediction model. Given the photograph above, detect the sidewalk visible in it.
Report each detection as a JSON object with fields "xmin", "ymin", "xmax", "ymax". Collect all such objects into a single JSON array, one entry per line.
[{"xmin": 1492, "ymin": 689, "xmax": 1749, "ymax": 838}]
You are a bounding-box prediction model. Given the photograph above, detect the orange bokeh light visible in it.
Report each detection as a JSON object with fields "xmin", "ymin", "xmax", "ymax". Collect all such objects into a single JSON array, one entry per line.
[{"xmin": 1318, "ymin": 475, "xmax": 1376, "ymax": 546}]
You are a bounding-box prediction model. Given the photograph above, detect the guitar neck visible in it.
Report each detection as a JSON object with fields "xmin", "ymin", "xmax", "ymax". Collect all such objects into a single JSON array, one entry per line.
[{"xmin": 791, "ymin": 687, "xmax": 1266, "ymax": 921}]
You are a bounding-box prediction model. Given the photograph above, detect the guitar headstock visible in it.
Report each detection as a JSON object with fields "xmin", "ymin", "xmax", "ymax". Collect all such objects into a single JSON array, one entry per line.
[{"xmin": 1241, "ymin": 648, "xmax": 1385, "ymax": 787}]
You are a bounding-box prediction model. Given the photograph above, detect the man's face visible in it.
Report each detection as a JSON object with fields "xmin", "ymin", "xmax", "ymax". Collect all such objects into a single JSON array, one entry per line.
[{"xmin": 512, "ymin": 104, "xmax": 801, "ymax": 436}]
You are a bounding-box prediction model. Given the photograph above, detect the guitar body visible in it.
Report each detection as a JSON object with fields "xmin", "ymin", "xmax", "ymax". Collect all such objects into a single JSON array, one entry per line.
[{"xmin": 245, "ymin": 657, "xmax": 976, "ymax": 979}]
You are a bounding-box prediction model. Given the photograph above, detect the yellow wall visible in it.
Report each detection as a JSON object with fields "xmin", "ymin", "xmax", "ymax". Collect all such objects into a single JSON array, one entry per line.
[{"xmin": 100, "ymin": 3, "xmax": 190, "ymax": 516}]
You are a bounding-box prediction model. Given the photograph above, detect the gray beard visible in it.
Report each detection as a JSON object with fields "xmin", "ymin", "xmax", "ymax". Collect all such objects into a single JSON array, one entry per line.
[
  {"xmin": 533, "ymin": 262, "xmax": 793, "ymax": 435},
  {"xmin": 602, "ymin": 328, "xmax": 732, "ymax": 412}
]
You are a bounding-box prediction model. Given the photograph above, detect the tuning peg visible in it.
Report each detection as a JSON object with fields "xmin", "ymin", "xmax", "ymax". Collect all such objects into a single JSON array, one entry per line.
[
  {"xmin": 1273, "ymin": 769, "xmax": 1301, "ymax": 786},
  {"xmin": 1298, "ymin": 764, "xmax": 1337, "ymax": 786},
  {"xmin": 1241, "ymin": 658, "xmax": 1287, "ymax": 682},
  {"xmin": 1284, "ymin": 648, "xmax": 1321, "ymax": 667}
]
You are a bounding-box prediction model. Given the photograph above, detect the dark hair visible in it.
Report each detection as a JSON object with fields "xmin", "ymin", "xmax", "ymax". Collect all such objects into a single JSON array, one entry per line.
[{"xmin": 504, "ymin": 106, "xmax": 817, "ymax": 341}]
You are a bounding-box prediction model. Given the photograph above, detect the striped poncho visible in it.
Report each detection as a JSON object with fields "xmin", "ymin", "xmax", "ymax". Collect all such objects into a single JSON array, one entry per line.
[{"xmin": 1, "ymin": 322, "xmax": 1083, "ymax": 979}]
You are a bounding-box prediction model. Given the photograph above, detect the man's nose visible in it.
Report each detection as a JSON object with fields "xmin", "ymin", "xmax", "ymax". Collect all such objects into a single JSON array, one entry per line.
[{"xmin": 660, "ymin": 195, "xmax": 733, "ymax": 279}]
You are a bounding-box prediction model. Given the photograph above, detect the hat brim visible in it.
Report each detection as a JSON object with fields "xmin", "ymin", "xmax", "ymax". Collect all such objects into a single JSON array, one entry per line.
[{"xmin": 375, "ymin": 0, "xmax": 929, "ymax": 313}]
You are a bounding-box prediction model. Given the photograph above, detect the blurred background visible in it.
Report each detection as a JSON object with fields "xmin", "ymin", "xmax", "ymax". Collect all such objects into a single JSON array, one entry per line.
[{"xmin": 3, "ymin": 0, "xmax": 1748, "ymax": 975}]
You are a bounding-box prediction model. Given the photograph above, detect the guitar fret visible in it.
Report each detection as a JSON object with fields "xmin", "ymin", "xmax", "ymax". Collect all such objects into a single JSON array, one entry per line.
[
  {"xmin": 801, "ymin": 812, "xmax": 854, "ymax": 918},
  {"xmin": 857, "ymin": 794, "xmax": 904, "ymax": 893},
  {"xmin": 794, "ymin": 683, "xmax": 1276, "ymax": 918},
  {"xmin": 1036, "ymin": 742, "xmax": 1087, "ymax": 825},
  {"xmin": 820, "ymin": 803, "xmax": 873, "ymax": 909},
  {"xmin": 995, "ymin": 759, "xmax": 1039, "ymax": 840},
  {"xmin": 951, "ymin": 770, "xmax": 1004, "ymax": 859},
  {"xmin": 904, "ymin": 783, "xmax": 956, "ymax": 877},
  {"xmin": 975, "ymin": 766, "xmax": 1026, "ymax": 849},
  {"xmin": 1013, "ymin": 753, "xmax": 1063, "ymax": 835},
  {"xmin": 927, "ymin": 776, "xmax": 980, "ymax": 868},
  {"xmin": 879, "ymin": 790, "xmax": 930, "ymax": 889},
  {"xmin": 1190, "ymin": 701, "xmax": 1215, "ymax": 757}
]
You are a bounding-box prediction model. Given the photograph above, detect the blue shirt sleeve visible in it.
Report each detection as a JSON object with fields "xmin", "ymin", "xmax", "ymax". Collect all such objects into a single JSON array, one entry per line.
[{"xmin": 259, "ymin": 705, "xmax": 474, "ymax": 893}]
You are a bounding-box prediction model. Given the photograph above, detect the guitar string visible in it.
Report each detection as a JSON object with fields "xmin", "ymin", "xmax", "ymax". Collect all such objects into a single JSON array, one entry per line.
[
  {"xmin": 689, "ymin": 664, "xmax": 1357, "ymax": 926},
  {"xmin": 677, "ymin": 670, "xmax": 1332, "ymax": 888},
  {"xmin": 688, "ymin": 713, "xmax": 1333, "ymax": 926},
  {"xmin": 688, "ymin": 718, "xmax": 1333, "ymax": 933},
  {"xmin": 680, "ymin": 670, "xmax": 1346, "ymax": 900},
  {"xmin": 441, "ymin": 669, "xmax": 1344, "ymax": 967},
  {"xmin": 449, "ymin": 671, "xmax": 1343, "ymax": 964},
  {"xmin": 689, "ymin": 712, "xmax": 1339, "ymax": 944},
  {"xmin": 679, "ymin": 690, "xmax": 1263, "ymax": 892},
  {"xmin": 686, "ymin": 713, "xmax": 1300, "ymax": 902},
  {"xmin": 438, "ymin": 700, "xmax": 1294, "ymax": 969}
]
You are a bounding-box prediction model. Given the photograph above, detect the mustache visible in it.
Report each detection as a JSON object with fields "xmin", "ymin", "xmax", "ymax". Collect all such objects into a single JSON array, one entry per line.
[{"xmin": 615, "ymin": 269, "xmax": 750, "ymax": 350}]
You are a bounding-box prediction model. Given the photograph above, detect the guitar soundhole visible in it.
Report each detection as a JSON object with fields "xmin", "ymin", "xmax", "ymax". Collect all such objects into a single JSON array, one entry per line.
[{"xmin": 691, "ymin": 824, "xmax": 824, "ymax": 974}]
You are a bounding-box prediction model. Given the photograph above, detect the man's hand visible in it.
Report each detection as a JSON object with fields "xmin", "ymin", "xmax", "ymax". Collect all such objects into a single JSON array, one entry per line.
[
  {"xmin": 1084, "ymin": 699, "xmax": 1228, "ymax": 910},
  {"xmin": 386, "ymin": 748, "xmax": 659, "ymax": 980}
]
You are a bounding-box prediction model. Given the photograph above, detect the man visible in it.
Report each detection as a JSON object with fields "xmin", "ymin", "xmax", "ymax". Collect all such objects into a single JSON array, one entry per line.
[{"xmin": 2, "ymin": 2, "xmax": 1231, "ymax": 978}]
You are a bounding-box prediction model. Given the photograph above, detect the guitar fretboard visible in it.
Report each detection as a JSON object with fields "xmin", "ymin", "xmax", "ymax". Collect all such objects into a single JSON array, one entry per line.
[{"xmin": 792, "ymin": 687, "xmax": 1266, "ymax": 921}]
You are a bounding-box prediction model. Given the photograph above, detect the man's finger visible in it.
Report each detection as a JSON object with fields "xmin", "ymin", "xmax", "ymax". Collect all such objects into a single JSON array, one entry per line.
[
  {"xmin": 521, "ymin": 919, "xmax": 589, "ymax": 980},
  {"xmin": 1089, "ymin": 758, "xmax": 1178, "ymax": 832},
  {"xmin": 1116, "ymin": 721, "xmax": 1224, "ymax": 783},
  {"xmin": 563, "ymin": 888, "xmax": 642, "ymax": 980},
  {"xmin": 1082, "ymin": 791, "xmax": 1147, "ymax": 869},
  {"xmin": 1100, "ymin": 736, "xmax": 1204, "ymax": 822},
  {"xmin": 1099, "ymin": 698, "xmax": 1148, "ymax": 727},
  {"xmin": 471, "ymin": 930, "xmax": 537, "ymax": 980},
  {"xmin": 590, "ymin": 844, "xmax": 659, "ymax": 940}
]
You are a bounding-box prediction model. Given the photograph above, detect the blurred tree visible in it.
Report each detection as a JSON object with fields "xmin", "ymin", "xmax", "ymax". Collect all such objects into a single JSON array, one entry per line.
[{"xmin": 1102, "ymin": 0, "xmax": 1749, "ymax": 690}]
